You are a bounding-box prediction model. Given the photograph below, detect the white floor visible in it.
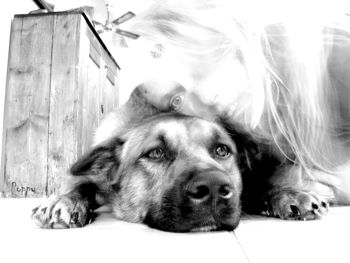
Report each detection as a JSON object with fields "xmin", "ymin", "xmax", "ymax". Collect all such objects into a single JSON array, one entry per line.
[{"xmin": 0, "ymin": 198, "xmax": 349, "ymax": 263}]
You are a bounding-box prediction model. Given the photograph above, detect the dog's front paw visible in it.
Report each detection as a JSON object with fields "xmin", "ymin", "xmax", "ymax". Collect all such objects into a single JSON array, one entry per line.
[
  {"xmin": 263, "ymin": 187, "xmax": 329, "ymax": 220},
  {"xmin": 32, "ymin": 195, "xmax": 92, "ymax": 228}
]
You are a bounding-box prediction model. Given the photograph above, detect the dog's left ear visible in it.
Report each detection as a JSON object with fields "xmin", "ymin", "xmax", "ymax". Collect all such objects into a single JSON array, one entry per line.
[{"xmin": 70, "ymin": 137, "xmax": 124, "ymax": 176}]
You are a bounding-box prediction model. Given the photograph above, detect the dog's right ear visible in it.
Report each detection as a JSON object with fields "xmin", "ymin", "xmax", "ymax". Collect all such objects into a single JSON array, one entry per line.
[{"xmin": 70, "ymin": 137, "xmax": 124, "ymax": 176}]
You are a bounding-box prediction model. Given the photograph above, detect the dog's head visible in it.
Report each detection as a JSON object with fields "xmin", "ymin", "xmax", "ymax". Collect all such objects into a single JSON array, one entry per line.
[{"xmin": 71, "ymin": 113, "xmax": 245, "ymax": 232}]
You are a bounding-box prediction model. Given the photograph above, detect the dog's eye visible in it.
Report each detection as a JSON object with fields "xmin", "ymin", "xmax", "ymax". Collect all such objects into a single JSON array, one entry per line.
[
  {"xmin": 214, "ymin": 144, "xmax": 231, "ymax": 158},
  {"xmin": 146, "ymin": 148, "xmax": 165, "ymax": 160}
]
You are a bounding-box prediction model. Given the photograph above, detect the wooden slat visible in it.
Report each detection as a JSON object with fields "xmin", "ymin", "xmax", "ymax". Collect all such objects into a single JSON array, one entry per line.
[
  {"xmin": 0, "ymin": 19, "xmax": 21, "ymax": 197},
  {"xmin": 106, "ymin": 66, "xmax": 115, "ymax": 86},
  {"xmin": 104, "ymin": 64, "xmax": 118, "ymax": 112},
  {"xmin": 104, "ymin": 77, "xmax": 115, "ymax": 114},
  {"xmin": 47, "ymin": 14, "xmax": 80, "ymax": 195},
  {"xmin": 2, "ymin": 15, "xmax": 54, "ymax": 197},
  {"xmin": 113, "ymin": 72, "xmax": 120, "ymax": 109},
  {"xmin": 89, "ymin": 43, "xmax": 101, "ymax": 68},
  {"xmin": 76, "ymin": 16, "xmax": 89, "ymax": 157},
  {"xmin": 99, "ymin": 59, "xmax": 107, "ymax": 122},
  {"xmin": 86, "ymin": 25, "xmax": 119, "ymax": 124},
  {"xmin": 77, "ymin": 17, "xmax": 103, "ymax": 154},
  {"xmin": 85, "ymin": 55, "xmax": 100, "ymax": 146}
]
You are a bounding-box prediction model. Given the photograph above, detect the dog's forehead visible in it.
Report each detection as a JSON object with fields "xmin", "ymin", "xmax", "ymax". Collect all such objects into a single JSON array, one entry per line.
[
  {"xmin": 155, "ymin": 118, "xmax": 209, "ymax": 139},
  {"xmin": 131, "ymin": 115, "xmax": 230, "ymax": 144}
]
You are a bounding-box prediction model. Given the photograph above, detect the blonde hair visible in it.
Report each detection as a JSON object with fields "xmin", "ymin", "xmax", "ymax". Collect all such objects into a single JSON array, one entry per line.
[{"xmin": 122, "ymin": 0, "xmax": 350, "ymax": 170}]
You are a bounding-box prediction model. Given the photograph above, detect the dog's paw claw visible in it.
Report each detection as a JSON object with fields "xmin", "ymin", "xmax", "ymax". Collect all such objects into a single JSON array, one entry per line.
[
  {"xmin": 289, "ymin": 204, "xmax": 301, "ymax": 218},
  {"xmin": 32, "ymin": 196, "xmax": 91, "ymax": 229},
  {"xmin": 32, "ymin": 207, "xmax": 39, "ymax": 216},
  {"xmin": 264, "ymin": 188, "xmax": 329, "ymax": 220}
]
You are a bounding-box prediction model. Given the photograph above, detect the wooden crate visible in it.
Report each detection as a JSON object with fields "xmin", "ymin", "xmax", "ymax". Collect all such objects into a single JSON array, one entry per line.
[{"xmin": 0, "ymin": 12, "xmax": 120, "ymax": 197}]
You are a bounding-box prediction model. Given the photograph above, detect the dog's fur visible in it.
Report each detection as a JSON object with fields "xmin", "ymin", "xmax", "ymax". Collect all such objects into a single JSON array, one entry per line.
[
  {"xmin": 33, "ymin": 88, "xmax": 329, "ymax": 232},
  {"xmin": 32, "ymin": 1, "xmax": 350, "ymax": 231},
  {"xmin": 32, "ymin": 112, "xmax": 243, "ymax": 232}
]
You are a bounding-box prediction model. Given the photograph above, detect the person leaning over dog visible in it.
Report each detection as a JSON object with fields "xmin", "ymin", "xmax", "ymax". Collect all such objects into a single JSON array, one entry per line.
[{"xmin": 93, "ymin": 78, "xmax": 221, "ymax": 145}]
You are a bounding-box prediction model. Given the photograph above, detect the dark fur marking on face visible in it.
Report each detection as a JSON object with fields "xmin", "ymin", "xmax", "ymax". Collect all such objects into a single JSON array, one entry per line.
[{"xmin": 154, "ymin": 133, "xmax": 178, "ymax": 162}]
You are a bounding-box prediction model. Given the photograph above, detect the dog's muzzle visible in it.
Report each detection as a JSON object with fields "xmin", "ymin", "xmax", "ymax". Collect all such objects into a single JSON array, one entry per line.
[{"xmin": 144, "ymin": 168, "xmax": 241, "ymax": 232}]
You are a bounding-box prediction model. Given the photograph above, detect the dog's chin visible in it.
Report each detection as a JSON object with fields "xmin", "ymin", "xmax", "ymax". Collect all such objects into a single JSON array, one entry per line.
[
  {"xmin": 189, "ymin": 224, "xmax": 219, "ymax": 232},
  {"xmin": 143, "ymin": 212, "xmax": 240, "ymax": 233},
  {"xmin": 149, "ymin": 220, "xmax": 239, "ymax": 233},
  {"xmin": 189, "ymin": 222, "xmax": 238, "ymax": 233}
]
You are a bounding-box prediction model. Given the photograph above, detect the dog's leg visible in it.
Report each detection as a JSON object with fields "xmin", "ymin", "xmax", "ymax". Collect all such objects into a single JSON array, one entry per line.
[
  {"xmin": 32, "ymin": 136, "xmax": 123, "ymax": 228},
  {"xmin": 31, "ymin": 182, "xmax": 99, "ymax": 228},
  {"xmin": 263, "ymin": 165, "xmax": 333, "ymax": 220}
]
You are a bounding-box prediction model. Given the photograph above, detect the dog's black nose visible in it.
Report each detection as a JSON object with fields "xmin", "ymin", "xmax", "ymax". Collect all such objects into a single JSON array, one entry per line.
[{"xmin": 185, "ymin": 170, "xmax": 234, "ymax": 203}]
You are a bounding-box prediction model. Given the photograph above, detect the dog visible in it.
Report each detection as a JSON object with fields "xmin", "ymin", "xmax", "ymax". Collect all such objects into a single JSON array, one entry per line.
[
  {"xmin": 32, "ymin": 111, "xmax": 242, "ymax": 232},
  {"xmin": 32, "ymin": 84, "xmax": 333, "ymax": 232}
]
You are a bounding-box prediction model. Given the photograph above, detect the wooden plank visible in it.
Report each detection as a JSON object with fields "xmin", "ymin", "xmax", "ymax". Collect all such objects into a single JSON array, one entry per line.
[
  {"xmin": 106, "ymin": 66, "xmax": 115, "ymax": 86},
  {"xmin": 77, "ymin": 15, "xmax": 117, "ymax": 154},
  {"xmin": 85, "ymin": 53, "xmax": 100, "ymax": 146},
  {"xmin": 113, "ymin": 71, "xmax": 120, "ymax": 109},
  {"xmin": 89, "ymin": 43, "xmax": 101, "ymax": 68},
  {"xmin": 0, "ymin": 18, "xmax": 22, "ymax": 197},
  {"xmin": 104, "ymin": 77, "xmax": 115, "ymax": 114},
  {"xmin": 104, "ymin": 63, "xmax": 118, "ymax": 113},
  {"xmin": 85, "ymin": 16, "xmax": 119, "ymax": 131},
  {"xmin": 76, "ymin": 16, "xmax": 89, "ymax": 157},
  {"xmin": 2, "ymin": 16, "xmax": 54, "ymax": 197},
  {"xmin": 47, "ymin": 14, "xmax": 80, "ymax": 195},
  {"xmin": 104, "ymin": 53, "xmax": 119, "ymax": 77},
  {"xmin": 0, "ymin": 19, "xmax": 22, "ymax": 196},
  {"xmin": 86, "ymin": 27, "xmax": 105, "ymax": 128},
  {"xmin": 98, "ymin": 58, "xmax": 107, "ymax": 122}
]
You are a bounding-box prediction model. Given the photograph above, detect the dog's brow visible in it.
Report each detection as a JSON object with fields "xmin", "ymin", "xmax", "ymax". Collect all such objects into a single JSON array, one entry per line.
[
  {"xmin": 206, "ymin": 129, "xmax": 220, "ymax": 148},
  {"xmin": 211, "ymin": 130, "xmax": 221, "ymax": 143},
  {"xmin": 157, "ymin": 132, "xmax": 167, "ymax": 145},
  {"xmin": 206, "ymin": 128, "xmax": 234, "ymax": 151},
  {"xmin": 188, "ymin": 122, "xmax": 220, "ymax": 147},
  {"xmin": 157, "ymin": 132, "xmax": 173, "ymax": 150}
]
